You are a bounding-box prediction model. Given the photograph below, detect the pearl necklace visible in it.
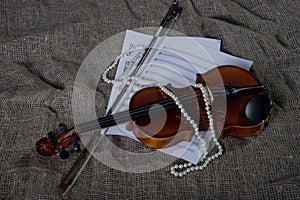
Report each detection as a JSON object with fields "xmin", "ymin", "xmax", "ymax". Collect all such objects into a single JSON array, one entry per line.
[{"xmin": 102, "ymin": 46, "xmax": 223, "ymax": 177}]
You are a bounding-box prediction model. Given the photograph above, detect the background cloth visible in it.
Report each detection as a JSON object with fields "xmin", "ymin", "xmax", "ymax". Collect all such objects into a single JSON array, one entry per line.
[{"xmin": 0, "ymin": 0, "xmax": 299, "ymax": 199}]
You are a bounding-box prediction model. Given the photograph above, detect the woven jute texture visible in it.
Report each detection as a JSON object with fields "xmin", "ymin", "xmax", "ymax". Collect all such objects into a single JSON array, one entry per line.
[{"xmin": 0, "ymin": 0, "xmax": 299, "ymax": 199}]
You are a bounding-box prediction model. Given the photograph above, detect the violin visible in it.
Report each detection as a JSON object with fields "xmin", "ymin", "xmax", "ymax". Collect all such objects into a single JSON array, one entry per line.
[{"xmin": 36, "ymin": 65, "xmax": 272, "ymax": 159}]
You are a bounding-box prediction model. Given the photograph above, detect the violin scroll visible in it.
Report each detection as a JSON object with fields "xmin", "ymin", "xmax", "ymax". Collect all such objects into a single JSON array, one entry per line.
[{"xmin": 35, "ymin": 123, "xmax": 81, "ymax": 159}]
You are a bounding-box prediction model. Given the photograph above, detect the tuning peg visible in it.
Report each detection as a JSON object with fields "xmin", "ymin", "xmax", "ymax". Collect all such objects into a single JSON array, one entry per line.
[
  {"xmin": 47, "ymin": 131, "xmax": 56, "ymax": 140},
  {"xmin": 59, "ymin": 147, "xmax": 70, "ymax": 159},
  {"xmin": 73, "ymin": 142, "xmax": 81, "ymax": 153},
  {"xmin": 59, "ymin": 123, "xmax": 68, "ymax": 132}
]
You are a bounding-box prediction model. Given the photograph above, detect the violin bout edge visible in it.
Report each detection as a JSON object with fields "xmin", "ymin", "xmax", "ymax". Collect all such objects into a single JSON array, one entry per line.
[{"xmin": 129, "ymin": 121, "xmax": 193, "ymax": 149}]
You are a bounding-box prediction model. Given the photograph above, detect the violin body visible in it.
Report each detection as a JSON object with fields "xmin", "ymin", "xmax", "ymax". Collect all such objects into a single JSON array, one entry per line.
[
  {"xmin": 35, "ymin": 65, "xmax": 272, "ymax": 157},
  {"xmin": 127, "ymin": 65, "xmax": 272, "ymax": 149}
]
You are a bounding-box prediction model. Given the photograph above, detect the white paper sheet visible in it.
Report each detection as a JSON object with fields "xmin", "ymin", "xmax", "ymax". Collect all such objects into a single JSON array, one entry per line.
[{"xmin": 103, "ymin": 30, "xmax": 253, "ymax": 164}]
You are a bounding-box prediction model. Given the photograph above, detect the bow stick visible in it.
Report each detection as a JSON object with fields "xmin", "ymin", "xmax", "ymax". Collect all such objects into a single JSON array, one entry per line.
[{"xmin": 60, "ymin": 1, "xmax": 182, "ymax": 195}]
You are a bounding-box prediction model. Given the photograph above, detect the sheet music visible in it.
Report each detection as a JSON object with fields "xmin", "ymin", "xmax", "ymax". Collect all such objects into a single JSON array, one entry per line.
[{"xmin": 103, "ymin": 30, "xmax": 253, "ymax": 164}]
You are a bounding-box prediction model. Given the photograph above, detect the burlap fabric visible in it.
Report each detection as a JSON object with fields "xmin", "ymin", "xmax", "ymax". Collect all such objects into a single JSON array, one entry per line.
[{"xmin": 0, "ymin": 0, "xmax": 299, "ymax": 199}]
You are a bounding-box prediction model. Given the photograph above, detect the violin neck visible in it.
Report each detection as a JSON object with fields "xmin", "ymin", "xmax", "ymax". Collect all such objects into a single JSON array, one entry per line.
[{"xmin": 75, "ymin": 98, "xmax": 178, "ymax": 134}]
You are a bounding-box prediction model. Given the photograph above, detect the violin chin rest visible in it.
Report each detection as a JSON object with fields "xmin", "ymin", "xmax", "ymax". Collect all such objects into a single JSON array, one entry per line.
[{"xmin": 245, "ymin": 94, "xmax": 272, "ymax": 124}]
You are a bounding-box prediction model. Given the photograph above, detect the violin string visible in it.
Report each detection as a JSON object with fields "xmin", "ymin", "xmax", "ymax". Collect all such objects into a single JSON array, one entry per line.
[
  {"xmin": 77, "ymin": 82, "xmax": 232, "ymax": 133},
  {"xmin": 76, "ymin": 88, "xmax": 197, "ymax": 130},
  {"xmin": 77, "ymin": 90, "xmax": 213, "ymax": 133},
  {"xmin": 73, "ymin": 71, "xmax": 263, "ymax": 148},
  {"xmin": 76, "ymin": 89, "xmax": 209, "ymax": 133}
]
